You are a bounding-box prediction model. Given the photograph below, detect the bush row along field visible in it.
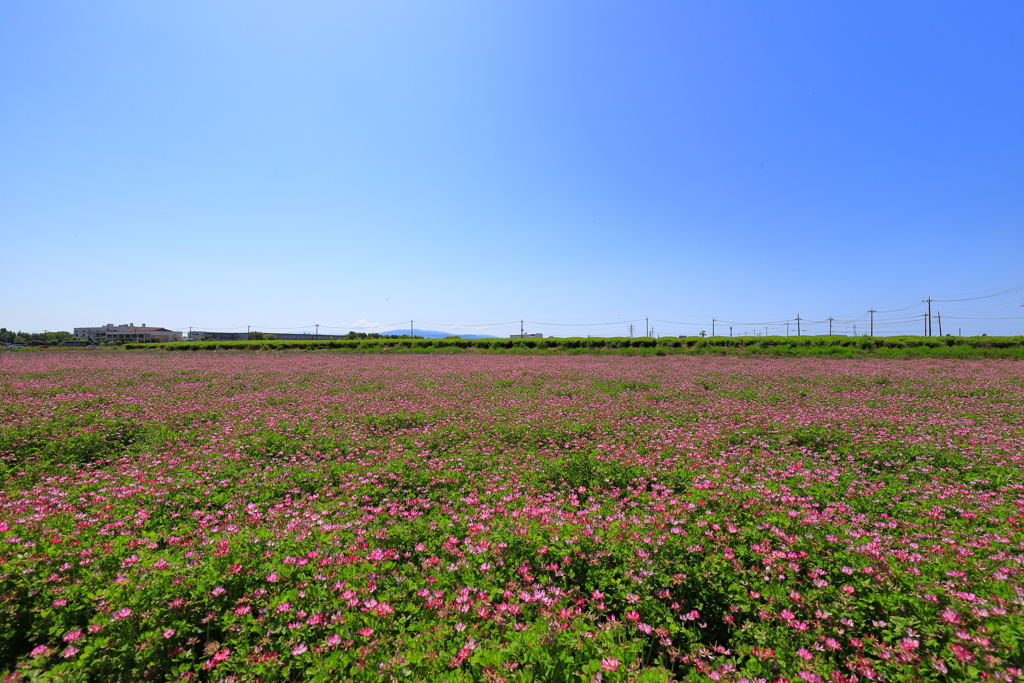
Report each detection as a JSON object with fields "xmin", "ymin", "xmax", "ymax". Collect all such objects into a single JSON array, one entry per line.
[
  {"xmin": 113, "ymin": 335, "xmax": 1024, "ymax": 358},
  {"xmin": 1, "ymin": 353, "xmax": 1024, "ymax": 681}
]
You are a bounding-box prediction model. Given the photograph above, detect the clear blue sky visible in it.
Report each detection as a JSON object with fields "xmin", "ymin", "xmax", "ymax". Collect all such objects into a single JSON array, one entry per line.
[{"xmin": 2, "ymin": 1, "xmax": 1022, "ymax": 337}]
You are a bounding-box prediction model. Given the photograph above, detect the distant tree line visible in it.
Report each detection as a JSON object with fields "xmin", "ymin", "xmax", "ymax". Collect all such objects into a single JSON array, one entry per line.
[
  {"xmin": 0, "ymin": 329, "xmax": 80, "ymax": 344},
  {"xmin": 246, "ymin": 331, "xmax": 424, "ymax": 341},
  {"xmin": 345, "ymin": 332, "xmax": 424, "ymax": 340}
]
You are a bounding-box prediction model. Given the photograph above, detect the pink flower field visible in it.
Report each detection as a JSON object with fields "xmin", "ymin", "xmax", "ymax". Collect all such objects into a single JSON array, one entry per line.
[{"xmin": 1, "ymin": 352, "xmax": 1023, "ymax": 681}]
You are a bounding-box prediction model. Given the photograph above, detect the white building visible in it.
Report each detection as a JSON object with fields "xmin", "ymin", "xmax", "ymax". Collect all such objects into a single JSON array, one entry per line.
[{"xmin": 74, "ymin": 323, "xmax": 182, "ymax": 343}]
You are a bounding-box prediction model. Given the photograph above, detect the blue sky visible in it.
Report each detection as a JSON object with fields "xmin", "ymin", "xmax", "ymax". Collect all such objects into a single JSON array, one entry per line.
[{"xmin": 2, "ymin": 1, "xmax": 1022, "ymax": 337}]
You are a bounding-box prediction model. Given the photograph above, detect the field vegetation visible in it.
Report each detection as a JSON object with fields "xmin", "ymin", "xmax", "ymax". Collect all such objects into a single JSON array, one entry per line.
[
  {"xmin": 1, "ymin": 353, "xmax": 1023, "ymax": 681},
  {"xmin": 111, "ymin": 335, "xmax": 1024, "ymax": 359}
]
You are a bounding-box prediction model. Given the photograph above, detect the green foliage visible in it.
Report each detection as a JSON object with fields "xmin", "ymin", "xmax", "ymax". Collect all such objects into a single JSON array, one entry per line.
[
  {"xmin": 118, "ymin": 334, "xmax": 1024, "ymax": 359},
  {"xmin": 0, "ymin": 329, "xmax": 80, "ymax": 345}
]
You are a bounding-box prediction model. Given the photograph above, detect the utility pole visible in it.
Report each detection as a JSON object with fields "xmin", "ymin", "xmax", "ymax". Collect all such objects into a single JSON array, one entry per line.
[
  {"xmin": 786, "ymin": 321, "xmax": 789, "ymax": 337},
  {"xmin": 796, "ymin": 314, "xmax": 801, "ymax": 336},
  {"xmin": 730, "ymin": 326, "xmax": 733, "ymax": 337},
  {"xmin": 521, "ymin": 320, "xmax": 524, "ymax": 337},
  {"xmin": 410, "ymin": 320, "xmax": 413, "ymax": 337},
  {"xmin": 937, "ymin": 311, "xmax": 942, "ymax": 336},
  {"xmin": 924, "ymin": 297, "xmax": 932, "ymax": 336},
  {"xmin": 712, "ymin": 319, "xmax": 715, "ymax": 337},
  {"xmin": 828, "ymin": 317, "xmax": 834, "ymax": 336},
  {"xmin": 315, "ymin": 324, "xmax": 319, "ymax": 340},
  {"xmin": 646, "ymin": 317, "xmax": 649, "ymax": 338},
  {"xmin": 628, "ymin": 324, "xmax": 635, "ymax": 339},
  {"xmin": 868, "ymin": 309, "xmax": 876, "ymax": 337},
  {"xmin": 923, "ymin": 314, "xmax": 928, "ymax": 336}
]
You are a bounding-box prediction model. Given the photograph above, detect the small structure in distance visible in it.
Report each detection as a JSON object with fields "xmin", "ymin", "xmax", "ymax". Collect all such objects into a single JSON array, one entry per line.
[{"xmin": 74, "ymin": 323, "xmax": 182, "ymax": 343}]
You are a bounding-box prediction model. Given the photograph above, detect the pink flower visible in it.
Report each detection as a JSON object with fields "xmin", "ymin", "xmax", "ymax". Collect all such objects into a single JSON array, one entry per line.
[
  {"xmin": 63, "ymin": 629, "xmax": 82, "ymax": 643},
  {"xmin": 113, "ymin": 608, "xmax": 132, "ymax": 621},
  {"xmin": 358, "ymin": 627, "xmax": 374, "ymax": 638},
  {"xmin": 840, "ymin": 585, "xmax": 855, "ymax": 595},
  {"xmin": 203, "ymin": 647, "xmax": 230, "ymax": 669},
  {"xmin": 52, "ymin": 598, "xmax": 67, "ymax": 607},
  {"xmin": 62, "ymin": 646, "xmax": 79, "ymax": 658},
  {"xmin": 211, "ymin": 586, "xmax": 226, "ymax": 597},
  {"xmin": 326, "ymin": 634, "xmax": 341, "ymax": 647},
  {"xmin": 825, "ymin": 638, "xmax": 841, "ymax": 650},
  {"xmin": 601, "ymin": 658, "xmax": 620, "ymax": 672},
  {"xmin": 797, "ymin": 648, "xmax": 812, "ymax": 661},
  {"xmin": 899, "ymin": 637, "xmax": 919, "ymax": 652},
  {"xmin": 624, "ymin": 610, "xmax": 641, "ymax": 623},
  {"xmin": 153, "ymin": 558, "xmax": 168, "ymax": 570},
  {"xmin": 163, "ymin": 629, "xmax": 175, "ymax": 639},
  {"xmin": 949, "ymin": 643, "xmax": 974, "ymax": 663},
  {"xmin": 30, "ymin": 645, "xmax": 49, "ymax": 657},
  {"xmin": 291, "ymin": 643, "xmax": 308, "ymax": 656},
  {"xmin": 267, "ymin": 573, "xmax": 279, "ymax": 582}
]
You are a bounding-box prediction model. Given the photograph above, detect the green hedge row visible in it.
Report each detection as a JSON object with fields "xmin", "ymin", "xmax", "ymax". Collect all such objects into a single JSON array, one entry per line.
[{"xmin": 123, "ymin": 335, "xmax": 1024, "ymax": 356}]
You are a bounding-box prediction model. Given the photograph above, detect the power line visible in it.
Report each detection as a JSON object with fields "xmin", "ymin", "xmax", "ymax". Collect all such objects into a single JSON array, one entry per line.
[
  {"xmin": 932, "ymin": 282, "xmax": 1024, "ymax": 303},
  {"xmin": 418, "ymin": 320, "xmax": 521, "ymax": 327},
  {"xmin": 526, "ymin": 319, "xmax": 644, "ymax": 327},
  {"xmin": 105, "ymin": 282, "xmax": 1024, "ymax": 341}
]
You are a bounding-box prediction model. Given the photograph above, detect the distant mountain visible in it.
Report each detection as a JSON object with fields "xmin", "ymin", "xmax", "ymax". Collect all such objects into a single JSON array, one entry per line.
[{"xmin": 378, "ymin": 328, "xmax": 496, "ymax": 339}]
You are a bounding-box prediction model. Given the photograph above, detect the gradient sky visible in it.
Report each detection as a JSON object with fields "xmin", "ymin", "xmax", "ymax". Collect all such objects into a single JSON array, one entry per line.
[{"xmin": 2, "ymin": 1, "xmax": 1022, "ymax": 337}]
